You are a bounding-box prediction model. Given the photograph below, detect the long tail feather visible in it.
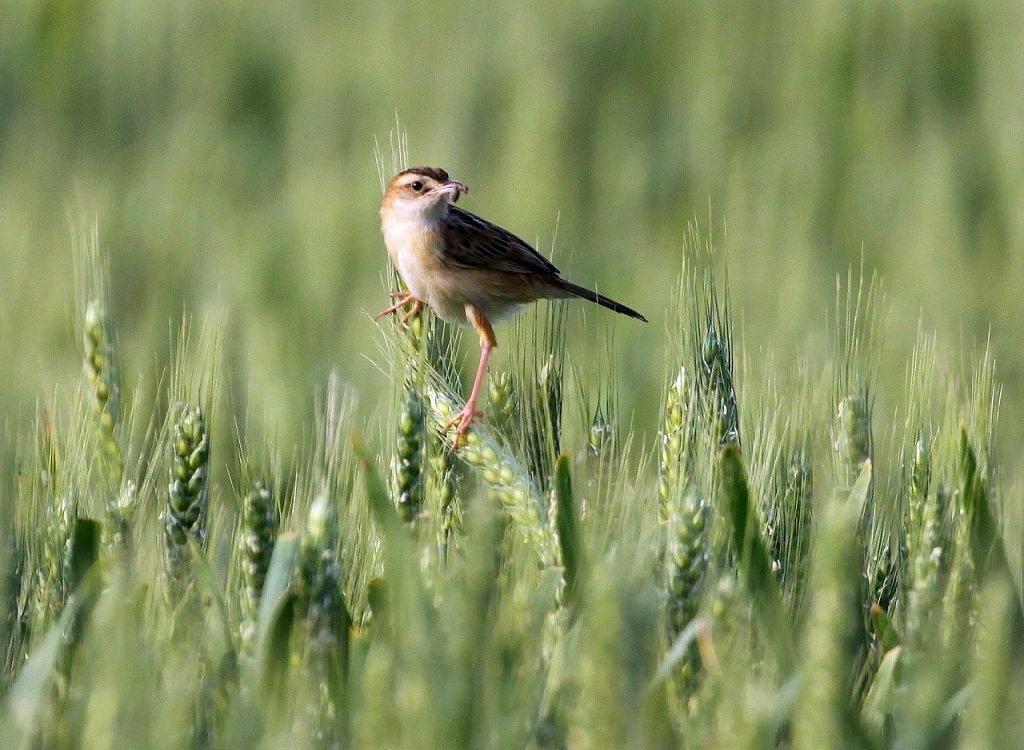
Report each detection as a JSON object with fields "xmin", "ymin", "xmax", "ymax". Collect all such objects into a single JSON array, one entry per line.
[{"xmin": 554, "ymin": 279, "xmax": 647, "ymax": 322}]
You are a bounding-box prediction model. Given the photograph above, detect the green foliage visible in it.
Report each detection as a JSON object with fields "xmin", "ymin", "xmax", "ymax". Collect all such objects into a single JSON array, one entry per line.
[
  {"xmin": 718, "ymin": 445, "xmax": 795, "ymax": 673},
  {"xmin": 553, "ymin": 453, "xmax": 584, "ymax": 608},
  {"xmin": 793, "ymin": 461, "xmax": 873, "ymax": 750},
  {"xmin": 3, "ymin": 2, "xmax": 1024, "ymax": 743},
  {"xmin": 1, "ymin": 219, "xmax": 1022, "ymax": 748}
]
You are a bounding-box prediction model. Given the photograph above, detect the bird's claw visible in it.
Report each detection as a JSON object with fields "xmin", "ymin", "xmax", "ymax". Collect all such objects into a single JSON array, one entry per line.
[
  {"xmin": 375, "ymin": 291, "xmax": 422, "ymax": 323},
  {"xmin": 445, "ymin": 406, "xmax": 483, "ymax": 451},
  {"xmin": 401, "ymin": 299, "xmax": 424, "ymax": 324}
]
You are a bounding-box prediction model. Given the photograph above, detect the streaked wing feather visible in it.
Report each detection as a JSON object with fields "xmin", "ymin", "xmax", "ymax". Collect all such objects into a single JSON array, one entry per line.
[{"xmin": 441, "ymin": 206, "xmax": 560, "ymax": 276}]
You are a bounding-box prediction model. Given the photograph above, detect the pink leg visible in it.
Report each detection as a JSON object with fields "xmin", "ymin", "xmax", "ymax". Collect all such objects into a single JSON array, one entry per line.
[{"xmin": 446, "ymin": 306, "xmax": 496, "ymax": 449}]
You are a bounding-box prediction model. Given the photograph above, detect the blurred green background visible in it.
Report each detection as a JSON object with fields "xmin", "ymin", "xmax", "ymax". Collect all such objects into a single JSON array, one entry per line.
[{"xmin": 1, "ymin": 0, "xmax": 1022, "ymax": 470}]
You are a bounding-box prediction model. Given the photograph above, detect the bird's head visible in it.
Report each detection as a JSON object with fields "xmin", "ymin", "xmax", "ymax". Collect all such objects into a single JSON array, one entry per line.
[{"xmin": 381, "ymin": 167, "xmax": 469, "ymax": 223}]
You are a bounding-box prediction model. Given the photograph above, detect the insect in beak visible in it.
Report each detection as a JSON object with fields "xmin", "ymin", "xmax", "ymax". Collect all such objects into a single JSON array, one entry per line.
[{"xmin": 431, "ymin": 179, "xmax": 469, "ymax": 202}]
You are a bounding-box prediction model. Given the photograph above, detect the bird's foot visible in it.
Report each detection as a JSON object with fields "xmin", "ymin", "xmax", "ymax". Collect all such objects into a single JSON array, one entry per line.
[
  {"xmin": 400, "ymin": 299, "xmax": 424, "ymax": 324},
  {"xmin": 374, "ymin": 291, "xmax": 423, "ymax": 322},
  {"xmin": 445, "ymin": 405, "xmax": 483, "ymax": 451}
]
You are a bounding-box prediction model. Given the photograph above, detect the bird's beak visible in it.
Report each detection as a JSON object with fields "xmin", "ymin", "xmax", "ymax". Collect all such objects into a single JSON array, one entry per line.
[{"xmin": 432, "ymin": 179, "xmax": 469, "ymax": 202}]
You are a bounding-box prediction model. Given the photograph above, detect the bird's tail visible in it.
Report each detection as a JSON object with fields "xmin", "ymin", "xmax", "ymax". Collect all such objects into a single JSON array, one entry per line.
[{"xmin": 553, "ymin": 279, "xmax": 648, "ymax": 322}]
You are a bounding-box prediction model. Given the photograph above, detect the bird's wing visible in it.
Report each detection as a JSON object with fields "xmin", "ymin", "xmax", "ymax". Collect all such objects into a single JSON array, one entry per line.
[{"xmin": 441, "ymin": 206, "xmax": 560, "ymax": 276}]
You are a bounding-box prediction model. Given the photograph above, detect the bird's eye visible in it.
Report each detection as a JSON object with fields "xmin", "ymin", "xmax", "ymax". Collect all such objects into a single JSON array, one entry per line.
[{"xmin": 410, "ymin": 180, "xmax": 424, "ymax": 192}]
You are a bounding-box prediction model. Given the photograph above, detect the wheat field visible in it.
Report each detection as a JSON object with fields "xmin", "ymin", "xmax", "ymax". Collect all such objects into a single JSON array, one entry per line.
[{"xmin": 2, "ymin": 1, "xmax": 1023, "ymax": 748}]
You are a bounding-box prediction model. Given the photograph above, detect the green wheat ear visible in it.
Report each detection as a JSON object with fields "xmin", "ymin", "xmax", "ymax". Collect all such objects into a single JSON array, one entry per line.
[
  {"xmin": 83, "ymin": 300, "xmax": 125, "ymax": 486},
  {"xmin": 240, "ymin": 479, "xmax": 277, "ymax": 650},
  {"xmin": 830, "ymin": 266, "xmax": 881, "ymax": 492},
  {"xmin": 488, "ymin": 371, "xmax": 517, "ymax": 435},
  {"xmin": 773, "ymin": 443, "xmax": 813, "ymax": 606},
  {"xmin": 425, "ymin": 316, "xmax": 465, "ymax": 563},
  {"xmin": 394, "ymin": 373, "xmax": 425, "ymax": 524},
  {"xmin": 296, "ymin": 490, "xmax": 350, "ymax": 659},
  {"xmin": 292, "ymin": 489, "xmax": 351, "ymax": 745},
  {"xmin": 164, "ymin": 405, "xmax": 209, "ymax": 596},
  {"xmin": 666, "ymin": 487, "xmax": 707, "ymax": 630},
  {"xmin": 658, "ymin": 365, "xmax": 694, "ymax": 524},
  {"xmin": 664, "ymin": 487, "xmax": 708, "ymax": 700},
  {"xmin": 835, "ymin": 391, "xmax": 872, "ymax": 484},
  {"xmin": 697, "ymin": 317, "xmax": 740, "ymax": 447},
  {"xmin": 73, "ymin": 222, "xmax": 125, "ymax": 491},
  {"xmin": 428, "ymin": 435, "xmax": 461, "ymax": 566},
  {"xmin": 509, "ymin": 300, "xmax": 567, "ymax": 492},
  {"xmin": 423, "ymin": 382, "xmax": 555, "ymax": 567}
]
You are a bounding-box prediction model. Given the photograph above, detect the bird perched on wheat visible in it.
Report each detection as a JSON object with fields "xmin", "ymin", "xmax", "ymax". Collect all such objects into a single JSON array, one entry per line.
[{"xmin": 378, "ymin": 166, "xmax": 646, "ymax": 446}]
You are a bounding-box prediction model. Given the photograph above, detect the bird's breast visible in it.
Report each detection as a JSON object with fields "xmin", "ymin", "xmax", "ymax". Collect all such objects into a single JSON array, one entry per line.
[
  {"xmin": 380, "ymin": 213, "xmax": 530, "ymax": 327},
  {"xmin": 382, "ymin": 218, "xmax": 444, "ymax": 302}
]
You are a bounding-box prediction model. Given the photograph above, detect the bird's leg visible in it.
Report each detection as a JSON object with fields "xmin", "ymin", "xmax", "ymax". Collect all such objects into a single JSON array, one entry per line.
[
  {"xmin": 374, "ymin": 290, "xmax": 422, "ymax": 321},
  {"xmin": 446, "ymin": 306, "xmax": 495, "ymax": 449},
  {"xmin": 446, "ymin": 340, "xmax": 492, "ymax": 448}
]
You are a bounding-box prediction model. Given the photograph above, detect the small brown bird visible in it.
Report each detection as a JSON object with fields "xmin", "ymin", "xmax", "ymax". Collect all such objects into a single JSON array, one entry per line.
[{"xmin": 378, "ymin": 166, "xmax": 646, "ymax": 446}]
